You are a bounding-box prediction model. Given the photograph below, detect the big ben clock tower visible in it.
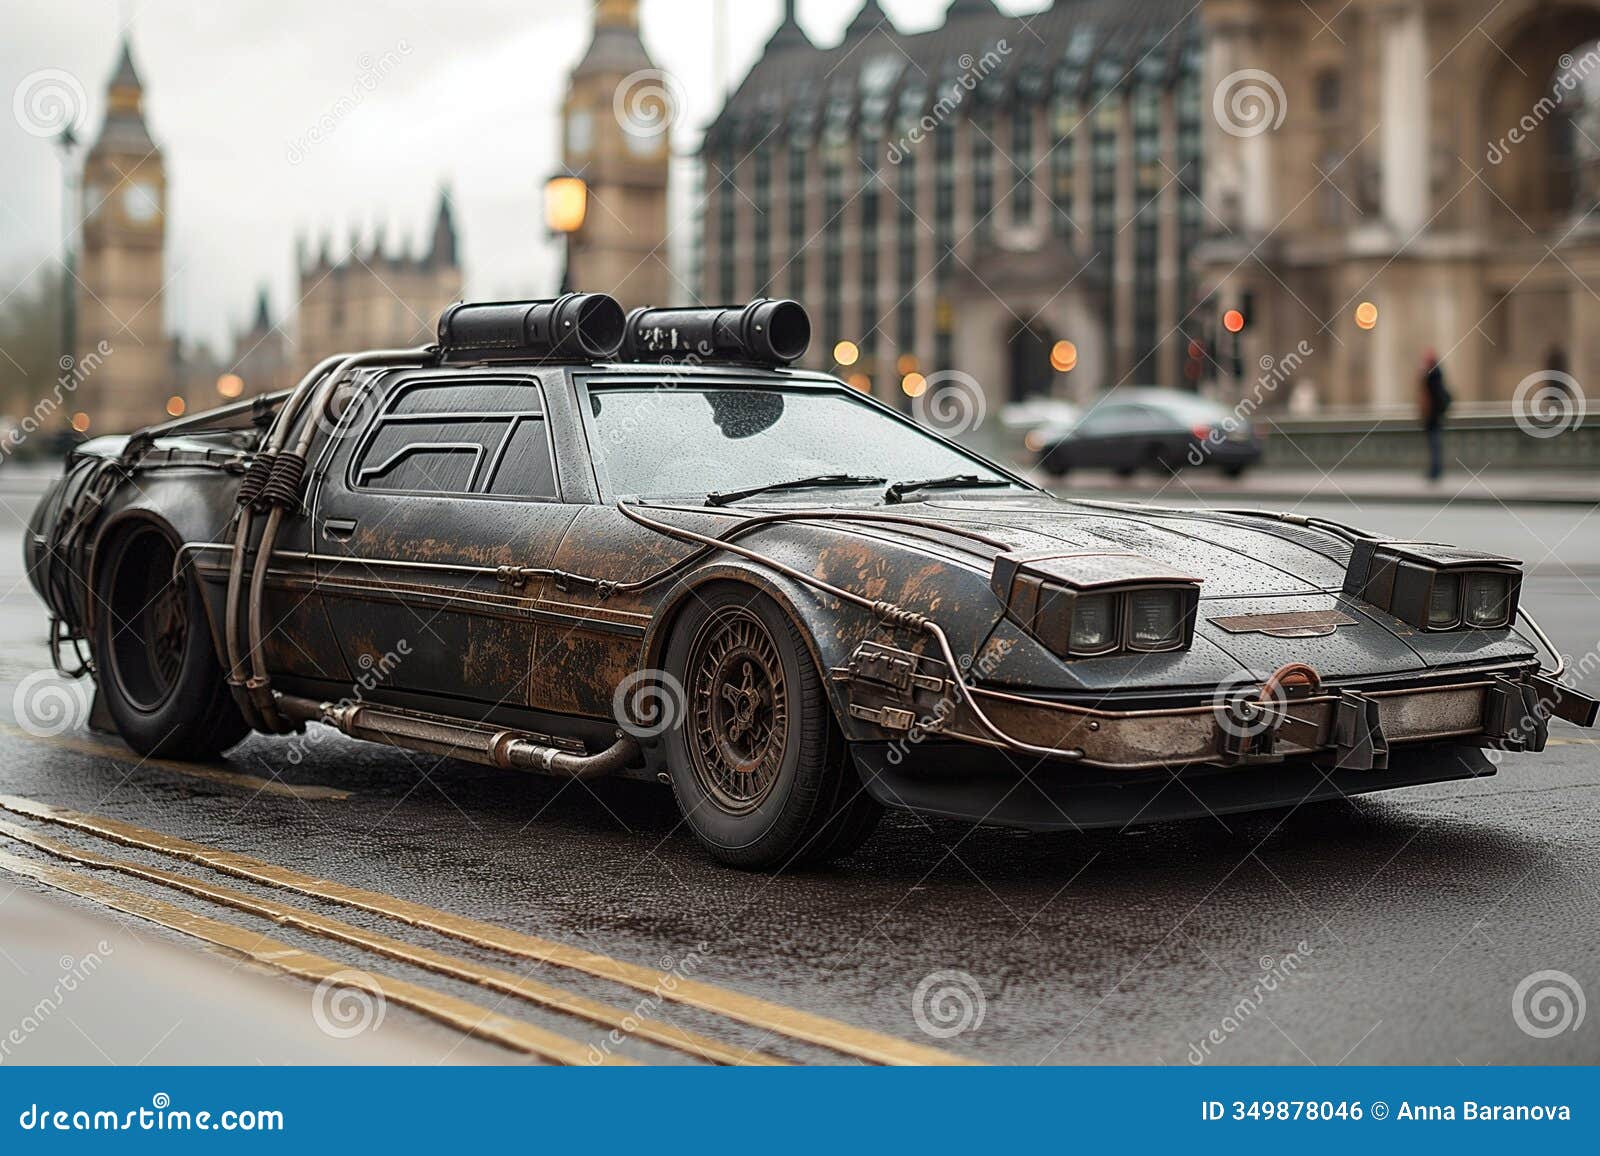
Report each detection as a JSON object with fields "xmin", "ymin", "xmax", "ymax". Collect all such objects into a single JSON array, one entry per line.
[
  {"xmin": 560, "ymin": 0, "xmax": 673, "ymax": 307},
  {"xmin": 76, "ymin": 36, "xmax": 169, "ymax": 433}
]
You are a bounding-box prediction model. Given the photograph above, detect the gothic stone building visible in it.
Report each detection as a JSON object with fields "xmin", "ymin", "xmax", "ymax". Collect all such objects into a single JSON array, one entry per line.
[
  {"xmin": 699, "ymin": 0, "xmax": 1205, "ymax": 406},
  {"xmin": 1199, "ymin": 0, "xmax": 1600, "ymax": 410},
  {"xmin": 75, "ymin": 38, "xmax": 171, "ymax": 433},
  {"xmin": 294, "ymin": 191, "xmax": 463, "ymax": 376}
]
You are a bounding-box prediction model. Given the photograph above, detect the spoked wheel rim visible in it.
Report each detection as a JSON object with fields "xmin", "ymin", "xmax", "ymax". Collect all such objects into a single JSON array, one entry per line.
[
  {"xmin": 686, "ymin": 606, "xmax": 789, "ymax": 815},
  {"xmin": 105, "ymin": 526, "xmax": 187, "ymax": 713}
]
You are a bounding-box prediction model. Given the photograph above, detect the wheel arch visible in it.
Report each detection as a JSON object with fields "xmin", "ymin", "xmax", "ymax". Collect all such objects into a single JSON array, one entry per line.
[
  {"xmin": 88, "ymin": 508, "xmax": 228, "ymax": 668},
  {"xmin": 641, "ymin": 563, "xmax": 867, "ymax": 730}
]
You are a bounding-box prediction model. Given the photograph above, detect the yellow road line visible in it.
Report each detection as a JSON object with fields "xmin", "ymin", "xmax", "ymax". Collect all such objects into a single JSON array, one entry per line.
[
  {"xmin": 0, "ymin": 818, "xmax": 781, "ymax": 1066},
  {"xmin": 1547, "ymin": 736, "xmax": 1600, "ymax": 747},
  {"xmin": 0, "ymin": 722, "xmax": 351, "ymax": 801},
  {"xmin": 0, "ymin": 849, "xmax": 627, "ymax": 1066},
  {"xmin": 0, "ymin": 793, "xmax": 969, "ymax": 1065}
]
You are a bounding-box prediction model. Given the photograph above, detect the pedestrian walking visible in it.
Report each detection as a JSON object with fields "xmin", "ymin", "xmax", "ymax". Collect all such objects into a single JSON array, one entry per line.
[{"xmin": 1419, "ymin": 349, "xmax": 1451, "ymax": 481}]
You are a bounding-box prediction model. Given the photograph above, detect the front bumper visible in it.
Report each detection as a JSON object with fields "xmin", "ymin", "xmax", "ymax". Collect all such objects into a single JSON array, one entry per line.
[{"xmin": 832, "ymin": 641, "xmax": 1597, "ymax": 774}]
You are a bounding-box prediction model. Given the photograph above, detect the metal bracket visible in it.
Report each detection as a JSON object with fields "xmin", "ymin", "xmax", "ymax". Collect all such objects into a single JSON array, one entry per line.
[
  {"xmin": 1481, "ymin": 675, "xmax": 1548, "ymax": 753},
  {"xmin": 1328, "ymin": 689, "xmax": 1389, "ymax": 770}
]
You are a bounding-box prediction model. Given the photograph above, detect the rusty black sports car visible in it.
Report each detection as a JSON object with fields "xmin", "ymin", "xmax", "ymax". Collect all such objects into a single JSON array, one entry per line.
[{"xmin": 25, "ymin": 294, "xmax": 1599, "ymax": 868}]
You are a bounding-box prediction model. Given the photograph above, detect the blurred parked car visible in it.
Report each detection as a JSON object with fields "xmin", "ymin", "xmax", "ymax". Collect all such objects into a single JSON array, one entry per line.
[
  {"xmin": 1001, "ymin": 396, "xmax": 1082, "ymax": 432},
  {"xmin": 1036, "ymin": 388, "xmax": 1263, "ymax": 479}
]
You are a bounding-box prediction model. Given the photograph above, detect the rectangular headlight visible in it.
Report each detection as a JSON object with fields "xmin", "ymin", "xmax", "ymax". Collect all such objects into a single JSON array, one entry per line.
[
  {"xmin": 1069, "ymin": 593, "xmax": 1119, "ymax": 654},
  {"xmin": 1464, "ymin": 571, "xmax": 1513, "ymax": 628},
  {"xmin": 1128, "ymin": 588, "xmax": 1186, "ymax": 651},
  {"xmin": 1343, "ymin": 540, "xmax": 1522, "ymax": 632},
  {"xmin": 990, "ymin": 551, "xmax": 1201, "ymax": 659}
]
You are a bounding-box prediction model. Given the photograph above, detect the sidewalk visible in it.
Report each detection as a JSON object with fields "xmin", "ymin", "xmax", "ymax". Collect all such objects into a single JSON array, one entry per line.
[{"xmin": 1040, "ymin": 469, "xmax": 1600, "ymax": 507}]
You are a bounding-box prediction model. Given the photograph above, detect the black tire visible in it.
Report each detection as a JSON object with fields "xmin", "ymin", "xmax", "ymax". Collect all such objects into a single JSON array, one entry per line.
[
  {"xmin": 662, "ymin": 586, "xmax": 880, "ymax": 869},
  {"xmin": 1146, "ymin": 444, "xmax": 1179, "ymax": 475},
  {"xmin": 93, "ymin": 521, "xmax": 248, "ymax": 760},
  {"xmin": 1222, "ymin": 463, "xmax": 1248, "ymax": 479}
]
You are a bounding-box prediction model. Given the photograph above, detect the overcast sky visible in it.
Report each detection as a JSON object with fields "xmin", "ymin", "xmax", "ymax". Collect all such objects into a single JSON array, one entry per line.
[{"xmin": 0, "ymin": 0, "xmax": 1045, "ymax": 352}]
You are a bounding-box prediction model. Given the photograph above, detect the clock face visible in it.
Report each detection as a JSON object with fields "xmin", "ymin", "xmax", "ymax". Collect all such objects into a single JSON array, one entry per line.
[
  {"xmin": 122, "ymin": 181, "xmax": 159, "ymax": 224},
  {"xmin": 623, "ymin": 123, "xmax": 663, "ymax": 158},
  {"xmin": 566, "ymin": 109, "xmax": 593, "ymax": 157}
]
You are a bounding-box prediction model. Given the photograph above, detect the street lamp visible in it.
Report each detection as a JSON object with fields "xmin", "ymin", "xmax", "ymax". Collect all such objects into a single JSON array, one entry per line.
[
  {"xmin": 54, "ymin": 125, "xmax": 80, "ymax": 373},
  {"xmin": 544, "ymin": 174, "xmax": 588, "ymax": 294}
]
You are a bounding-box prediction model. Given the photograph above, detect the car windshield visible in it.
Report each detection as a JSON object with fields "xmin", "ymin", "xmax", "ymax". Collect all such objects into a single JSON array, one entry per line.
[{"xmin": 586, "ymin": 385, "xmax": 1014, "ymax": 499}]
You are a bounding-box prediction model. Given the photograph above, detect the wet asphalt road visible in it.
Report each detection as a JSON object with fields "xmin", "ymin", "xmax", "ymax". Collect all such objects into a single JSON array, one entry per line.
[{"xmin": 0, "ymin": 468, "xmax": 1597, "ymax": 1066}]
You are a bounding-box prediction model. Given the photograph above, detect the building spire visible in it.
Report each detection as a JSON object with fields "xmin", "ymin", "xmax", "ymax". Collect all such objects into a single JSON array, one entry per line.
[
  {"xmin": 844, "ymin": 0, "xmax": 892, "ymax": 40},
  {"xmin": 427, "ymin": 186, "xmax": 457, "ymax": 268},
  {"xmin": 764, "ymin": 0, "xmax": 812, "ymax": 52},
  {"xmin": 252, "ymin": 285, "xmax": 272, "ymax": 332}
]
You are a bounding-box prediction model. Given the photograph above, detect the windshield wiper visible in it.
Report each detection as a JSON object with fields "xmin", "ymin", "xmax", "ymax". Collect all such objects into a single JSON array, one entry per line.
[
  {"xmin": 705, "ymin": 473, "xmax": 888, "ymax": 507},
  {"xmin": 884, "ymin": 474, "xmax": 1014, "ymax": 504}
]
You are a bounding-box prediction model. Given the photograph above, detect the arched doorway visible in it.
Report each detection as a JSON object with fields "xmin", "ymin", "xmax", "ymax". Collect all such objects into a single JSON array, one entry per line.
[{"xmin": 1007, "ymin": 322, "xmax": 1056, "ymax": 403}]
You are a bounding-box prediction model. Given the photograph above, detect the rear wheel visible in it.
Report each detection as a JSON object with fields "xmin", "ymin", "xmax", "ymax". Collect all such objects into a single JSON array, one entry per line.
[
  {"xmin": 93, "ymin": 522, "xmax": 248, "ymax": 759},
  {"xmin": 662, "ymin": 587, "xmax": 880, "ymax": 869}
]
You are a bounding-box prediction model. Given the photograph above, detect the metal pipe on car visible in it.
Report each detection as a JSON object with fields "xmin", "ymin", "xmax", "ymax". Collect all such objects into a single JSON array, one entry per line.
[
  {"xmin": 237, "ymin": 348, "xmax": 435, "ymax": 731},
  {"xmin": 222, "ymin": 354, "xmax": 347, "ymax": 729},
  {"xmin": 275, "ymin": 695, "xmax": 638, "ymax": 780}
]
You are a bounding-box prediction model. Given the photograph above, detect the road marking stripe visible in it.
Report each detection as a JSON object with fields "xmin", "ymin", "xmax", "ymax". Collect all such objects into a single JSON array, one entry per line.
[
  {"xmin": 0, "ymin": 849, "xmax": 628, "ymax": 1066},
  {"xmin": 0, "ymin": 819, "xmax": 781, "ymax": 1067},
  {"xmin": 0, "ymin": 723, "xmax": 351, "ymax": 801},
  {"xmin": 0, "ymin": 793, "xmax": 968, "ymax": 1066}
]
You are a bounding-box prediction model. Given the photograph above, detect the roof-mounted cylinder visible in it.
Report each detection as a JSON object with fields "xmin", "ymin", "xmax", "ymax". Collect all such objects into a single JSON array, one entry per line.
[
  {"xmin": 437, "ymin": 293, "xmax": 625, "ymax": 362},
  {"xmin": 620, "ymin": 298, "xmax": 811, "ymax": 366}
]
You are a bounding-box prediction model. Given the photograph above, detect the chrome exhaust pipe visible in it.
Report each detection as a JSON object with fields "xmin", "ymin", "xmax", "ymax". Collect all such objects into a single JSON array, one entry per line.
[{"xmin": 277, "ymin": 696, "xmax": 638, "ymax": 781}]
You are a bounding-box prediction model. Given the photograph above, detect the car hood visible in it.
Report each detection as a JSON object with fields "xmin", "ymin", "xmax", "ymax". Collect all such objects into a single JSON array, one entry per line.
[{"xmin": 731, "ymin": 491, "xmax": 1537, "ymax": 689}]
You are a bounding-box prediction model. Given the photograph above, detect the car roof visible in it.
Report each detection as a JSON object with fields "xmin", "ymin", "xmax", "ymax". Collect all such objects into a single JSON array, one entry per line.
[{"xmin": 1084, "ymin": 387, "xmax": 1234, "ymax": 420}]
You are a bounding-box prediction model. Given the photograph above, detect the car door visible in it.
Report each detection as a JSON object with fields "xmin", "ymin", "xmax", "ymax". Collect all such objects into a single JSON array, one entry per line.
[{"xmin": 309, "ymin": 367, "xmax": 579, "ymax": 712}]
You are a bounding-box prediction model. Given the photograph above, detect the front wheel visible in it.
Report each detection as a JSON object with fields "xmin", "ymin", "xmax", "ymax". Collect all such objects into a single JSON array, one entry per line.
[
  {"xmin": 661, "ymin": 587, "xmax": 880, "ymax": 870},
  {"xmin": 92, "ymin": 522, "xmax": 248, "ymax": 759}
]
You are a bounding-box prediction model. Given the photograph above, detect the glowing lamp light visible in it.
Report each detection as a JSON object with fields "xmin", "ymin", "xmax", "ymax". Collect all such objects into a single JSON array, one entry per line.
[
  {"xmin": 1223, "ymin": 309, "xmax": 1245, "ymax": 334},
  {"xmin": 901, "ymin": 371, "xmax": 927, "ymax": 398},
  {"xmin": 896, "ymin": 353, "xmax": 919, "ymax": 376},
  {"xmin": 1355, "ymin": 301, "xmax": 1379, "ymax": 331},
  {"xmin": 1050, "ymin": 340, "xmax": 1078, "ymax": 373},
  {"xmin": 847, "ymin": 372, "xmax": 871, "ymax": 393},
  {"xmin": 833, "ymin": 340, "xmax": 860, "ymax": 367},
  {"xmin": 165, "ymin": 395, "xmax": 186, "ymax": 417},
  {"xmin": 544, "ymin": 175, "xmax": 589, "ymax": 235},
  {"xmin": 69, "ymin": 412, "xmax": 90, "ymax": 433},
  {"xmin": 216, "ymin": 373, "xmax": 244, "ymax": 399}
]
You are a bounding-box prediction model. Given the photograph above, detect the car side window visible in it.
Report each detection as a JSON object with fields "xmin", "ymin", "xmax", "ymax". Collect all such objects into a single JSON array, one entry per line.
[{"xmin": 351, "ymin": 379, "xmax": 558, "ymax": 500}]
